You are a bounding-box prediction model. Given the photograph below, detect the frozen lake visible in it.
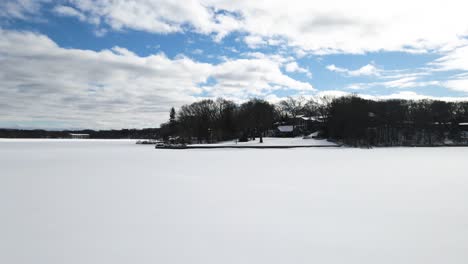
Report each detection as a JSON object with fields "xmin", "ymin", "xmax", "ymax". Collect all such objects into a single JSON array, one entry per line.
[{"xmin": 1, "ymin": 139, "xmax": 468, "ymax": 264}]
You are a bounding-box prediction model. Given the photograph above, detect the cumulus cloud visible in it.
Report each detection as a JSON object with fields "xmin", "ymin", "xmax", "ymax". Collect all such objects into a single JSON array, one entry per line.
[
  {"xmin": 0, "ymin": 29, "xmax": 313, "ymax": 129},
  {"xmin": 61, "ymin": 0, "xmax": 245, "ymax": 39},
  {"xmin": 242, "ymin": 52, "xmax": 294, "ymax": 65},
  {"xmin": 244, "ymin": 35, "xmax": 266, "ymax": 49},
  {"xmin": 285, "ymin": 62, "xmax": 312, "ymax": 78},
  {"xmin": 326, "ymin": 64, "xmax": 381, "ymax": 77},
  {"xmin": 33, "ymin": 0, "xmax": 466, "ymax": 54},
  {"xmin": 5, "ymin": 0, "xmax": 468, "ymax": 55},
  {"xmin": 0, "ymin": 30, "xmax": 214, "ymax": 128},
  {"xmin": 203, "ymin": 58, "xmax": 314, "ymax": 98},
  {"xmin": 241, "ymin": 52, "xmax": 313, "ymax": 78}
]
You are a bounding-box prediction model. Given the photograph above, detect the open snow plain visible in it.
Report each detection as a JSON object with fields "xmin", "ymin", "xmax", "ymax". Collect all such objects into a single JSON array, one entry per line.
[{"xmin": 1, "ymin": 139, "xmax": 468, "ymax": 264}]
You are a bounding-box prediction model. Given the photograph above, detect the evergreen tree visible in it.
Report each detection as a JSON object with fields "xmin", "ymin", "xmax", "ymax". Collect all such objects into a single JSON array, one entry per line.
[{"xmin": 169, "ymin": 107, "xmax": 176, "ymax": 123}]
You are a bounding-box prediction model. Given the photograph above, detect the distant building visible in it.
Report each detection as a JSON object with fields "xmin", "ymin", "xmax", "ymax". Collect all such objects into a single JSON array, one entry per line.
[
  {"xmin": 275, "ymin": 115, "xmax": 324, "ymax": 137},
  {"xmin": 69, "ymin": 133, "xmax": 90, "ymax": 139},
  {"xmin": 295, "ymin": 115, "xmax": 324, "ymax": 131}
]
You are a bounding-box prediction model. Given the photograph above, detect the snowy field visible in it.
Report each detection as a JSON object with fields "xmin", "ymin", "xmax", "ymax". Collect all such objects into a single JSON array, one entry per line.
[
  {"xmin": 189, "ymin": 136, "xmax": 337, "ymax": 146},
  {"xmin": 1, "ymin": 139, "xmax": 468, "ymax": 264}
]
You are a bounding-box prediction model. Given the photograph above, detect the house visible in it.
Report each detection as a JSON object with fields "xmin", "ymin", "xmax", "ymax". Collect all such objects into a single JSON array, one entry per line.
[{"xmin": 276, "ymin": 115, "xmax": 324, "ymax": 135}]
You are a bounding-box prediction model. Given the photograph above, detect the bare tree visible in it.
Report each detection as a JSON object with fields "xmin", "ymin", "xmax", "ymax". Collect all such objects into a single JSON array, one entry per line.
[{"xmin": 279, "ymin": 96, "xmax": 305, "ymax": 129}]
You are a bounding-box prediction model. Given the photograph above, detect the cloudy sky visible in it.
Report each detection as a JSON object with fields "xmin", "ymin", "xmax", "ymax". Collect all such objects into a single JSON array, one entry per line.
[{"xmin": 1, "ymin": 0, "xmax": 468, "ymax": 129}]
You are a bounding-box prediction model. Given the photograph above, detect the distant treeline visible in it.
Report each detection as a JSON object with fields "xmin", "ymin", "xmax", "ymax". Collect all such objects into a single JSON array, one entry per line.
[
  {"xmin": 327, "ymin": 96, "xmax": 468, "ymax": 146},
  {"xmin": 0, "ymin": 128, "xmax": 159, "ymax": 139},
  {"xmin": 160, "ymin": 95, "xmax": 468, "ymax": 146}
]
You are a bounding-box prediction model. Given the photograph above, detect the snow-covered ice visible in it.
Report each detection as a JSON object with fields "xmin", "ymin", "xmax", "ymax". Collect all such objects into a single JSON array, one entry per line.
[{"xmin": 1, "ymin": 139, "xmax": 468, "ymax": 264}]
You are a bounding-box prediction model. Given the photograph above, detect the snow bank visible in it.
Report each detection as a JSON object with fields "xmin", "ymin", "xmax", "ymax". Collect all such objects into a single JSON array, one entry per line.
[{"xmin": 1, "ymin": 140, "xmax": 467, "ymax": 264}]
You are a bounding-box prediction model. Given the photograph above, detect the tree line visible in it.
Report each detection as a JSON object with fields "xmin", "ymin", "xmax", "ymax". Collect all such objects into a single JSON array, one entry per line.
[
  {"xmin": 327, "ymin": 96, "xmax": 468, "ymax": 146},
  {"xmin": 159, "ymin": 96, "xmax": 331, "ymax": 143},
  {"xmin": 160, "ymin": 95, "xmax": 468, "ymax": 146}
]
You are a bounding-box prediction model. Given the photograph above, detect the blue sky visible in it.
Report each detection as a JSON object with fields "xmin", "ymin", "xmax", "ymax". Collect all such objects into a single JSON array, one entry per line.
[{"xmin": 1, "ymin": 0, "xmax": 468, "ymax": 129}]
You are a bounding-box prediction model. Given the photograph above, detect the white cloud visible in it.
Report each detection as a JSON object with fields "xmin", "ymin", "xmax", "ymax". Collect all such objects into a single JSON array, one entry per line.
[
  {"xmin": 432, "ymin": 44, "xmax": 468, "ymax": 71},
  {"xmin": 285, "ymin": 62, "xmax": 312, "ymax": 78},
  {"xmin": 426, "ymin": 44, "xmax": 468, "ymax": 93},
  {"xmin": 27, "ymin": 0, "xmax": 464, "ymax": 55},
  {"xmin": 192, "ymin": 49, "xmax": 203, "ymax": 55},
  {"xmin": 243, "ymin": 35, "xmax": 265, "ymax": 49},
  {"xmin": 242, "ymin": 52, "xmax": 294, "ymax": 65},
  {"xmin": 0, "ymin": 29, "xmax": 313, "ymax": 129},
  {"xmin": 378, "ymin": 71, "xmax": 431, "ymax": 80},
  {"xmin": 0, "ymin": 30, "xmax": 214, "ymax": 129},
  {"xmin": 370, "ymin": 91, "xmax": 468, "ymax": 102},
  {"xmin": 65, "ymin": 0, "xmax": 244, "ymax": 39},
  {"xmin": 294, "ymin": 48, "xmax": 308, "ymax": 58},
  {"xmin": 202, "ymin": 58, "xmax": 314, "ymax": 98},
  {"xmin": 313, "ymin": 91, "xmax": 468, "ymax": 102},
  {"xmin": 374, "ymin": 91, "xmax": 434, "ymax": 101},
  {"xmin": 242, "ymin": 52, "xmax": 313, "ymax": 78},
  {"xmin": 2, "ymin": 29, "xmax": 467, "ymax": 129},
  {"xmin": 327, "ymin": 63, "xmax": 381, "ymax": 77},
  {"xmin": 348, "ymin": 77, "xmax": 441, "ymax": 90},
  {"xmin": 444, "ymin": 79, "xmax": 468, "ymax": 92},
  {"xmin": 5, "ymin": 0, "xmax": 468, "ymax": 55},
  {"xmin": 334, "ymin": 65, "xmax": 446, "ymax": 91},
  {"xmin": 326, "ymin": 64, "xmax": 347, "ymax": 74},
  {"xmin": 0, "ymin": 0, "xmax": 49, "ymax": 19},
  {"xmin": 52, "ymin": 5, "xmax": 86, "ymax": 22},
  {"xmin": 381, "ymin": 77, "xmax": 431, "ymax": 88},
  {"xmin": 453, "ymin": 72, "xmax": 468, "ymax": 79},
  {"xmin": 93, "ymin": 28, "xmax": 107, "ymax": 37}
]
